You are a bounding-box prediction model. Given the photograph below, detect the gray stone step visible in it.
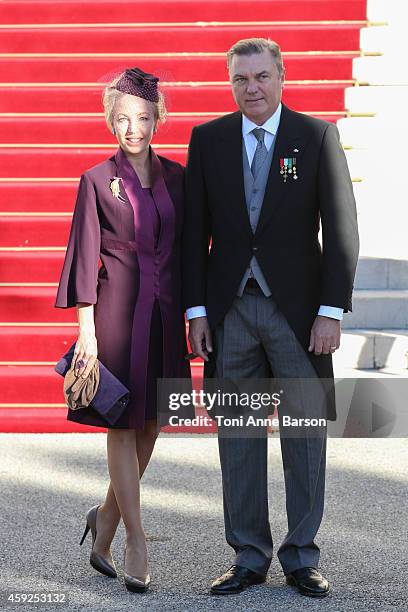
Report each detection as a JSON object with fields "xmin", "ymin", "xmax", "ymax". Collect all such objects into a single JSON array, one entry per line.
[
  {"xmin": 343, "ymin": 290, "xmax": 408, "ymax": 329},
  {"xmin": 336, "ymin": 330, "xmax": 408, "ymax": 369},
  {"xmin": 355, "ymin": 257, "xmax": 408, "ymax": 289}
]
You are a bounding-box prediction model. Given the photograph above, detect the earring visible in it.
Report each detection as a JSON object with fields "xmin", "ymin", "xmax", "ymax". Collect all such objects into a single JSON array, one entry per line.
[{"xmin": 112, "ymin": 127, "xmax": 116, "ymax": 135}]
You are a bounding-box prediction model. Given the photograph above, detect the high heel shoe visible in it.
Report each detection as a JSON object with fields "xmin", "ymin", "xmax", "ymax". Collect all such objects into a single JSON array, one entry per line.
[
  {"xmin": 123, "ymin": 546, "xmax": 151, "ymax": 593},
  {"xmin": 80, "ymin": 504, "xmax": 117, "ymax": 578}
]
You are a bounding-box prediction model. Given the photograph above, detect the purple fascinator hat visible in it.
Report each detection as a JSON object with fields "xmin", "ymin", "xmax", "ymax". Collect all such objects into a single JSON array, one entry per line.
[{"xmin": 115, "ymin": 67, "xmax": 160, "ymax": 103}]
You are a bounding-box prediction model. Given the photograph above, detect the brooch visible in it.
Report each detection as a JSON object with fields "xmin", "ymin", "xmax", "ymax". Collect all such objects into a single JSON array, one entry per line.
[
  {"xmin": 280, "ymin": 157, "xmax": 298, "ymax": 182},
  {"xmin": 109, "ymin": 177, "xmax": 127, "ymax": 202}
]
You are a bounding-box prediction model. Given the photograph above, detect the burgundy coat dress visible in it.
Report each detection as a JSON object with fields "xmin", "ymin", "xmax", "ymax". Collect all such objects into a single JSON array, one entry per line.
[{"xmin": 55, "ymin": 146, "xmax": 191, "ymax": 429}]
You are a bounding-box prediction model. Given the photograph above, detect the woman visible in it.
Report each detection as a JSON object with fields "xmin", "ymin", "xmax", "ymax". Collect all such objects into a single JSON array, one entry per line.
[{"xmin": 55, "ymin": 67, "xmax": 191, "ymax": 592}]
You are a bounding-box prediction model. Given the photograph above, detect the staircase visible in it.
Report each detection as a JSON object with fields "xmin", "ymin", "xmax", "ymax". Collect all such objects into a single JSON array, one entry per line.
[
  {"xmin": 334, "ymin": 0, "xmax": 408, "ymax": 374},
  {"xmin": 0, "ymin": 0, "xmax": 374, "ymax": 432}
]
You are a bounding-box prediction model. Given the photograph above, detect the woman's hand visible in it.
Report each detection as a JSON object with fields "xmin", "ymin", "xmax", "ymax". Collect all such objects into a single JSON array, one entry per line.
[
  {"xmin": 74, "ymin": 303, "xmax": 98, "ymax": 377},
  {"xmin": 73, "ymin": 331, "xmax": 98, "ymax": 378}
]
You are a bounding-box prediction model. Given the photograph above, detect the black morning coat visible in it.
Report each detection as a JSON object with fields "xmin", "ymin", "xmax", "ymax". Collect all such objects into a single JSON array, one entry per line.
[{"xmin": 182, "ymin": 103, "xmax": 360, "ymax": 420}]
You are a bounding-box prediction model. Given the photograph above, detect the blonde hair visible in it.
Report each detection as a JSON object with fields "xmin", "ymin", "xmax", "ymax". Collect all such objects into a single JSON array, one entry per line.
[
  {"xmin": 227, "ymin": 38, "xmax": 284, "ymax": 78},
  {"xmin": 102, "ymin": 73, "xmax": 167, "ymax": 132}
]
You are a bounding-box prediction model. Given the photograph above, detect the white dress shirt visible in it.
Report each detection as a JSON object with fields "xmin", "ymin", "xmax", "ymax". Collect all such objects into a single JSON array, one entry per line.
[
  {"xmin": 186, "ymin": 105, "xmax": 343, "ymax": 322},
  {"xmin": 242, "ymin": 102, "xmax": 282, "ymax": 167}
]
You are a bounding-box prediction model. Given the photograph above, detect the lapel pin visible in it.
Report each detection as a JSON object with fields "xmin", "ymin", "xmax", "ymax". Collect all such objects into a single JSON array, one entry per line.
[
  {"xmin": 293, "ymin": 148, "xmax": 299, "ymax": 153},
  {"xmin": 109, "ymin": 177, "xmax": 127, "ymax": 203}
]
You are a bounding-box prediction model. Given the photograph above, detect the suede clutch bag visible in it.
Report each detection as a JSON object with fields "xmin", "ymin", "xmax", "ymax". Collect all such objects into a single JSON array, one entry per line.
[
  {"xmin": 63, "ymin": 359, "xmax": 100, "ymax": 411},
  {"xmin": 55, "ymin": 343, "xmax": 130, "ymax": 426}
]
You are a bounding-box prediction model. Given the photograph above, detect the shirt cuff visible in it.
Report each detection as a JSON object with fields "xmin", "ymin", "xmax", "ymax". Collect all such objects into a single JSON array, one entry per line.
[
  {"xmin": 186, "ymin": 306, "xmax": 207, "ymax": 320},
  {"xmin": 318, "ymin": 305, "xmax": 344, "ymax": 321}
]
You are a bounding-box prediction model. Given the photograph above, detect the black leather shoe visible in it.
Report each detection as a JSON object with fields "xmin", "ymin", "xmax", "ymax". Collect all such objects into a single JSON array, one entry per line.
[
  {"xmin": 286, "ymin": 567, "xmax": 330, "ymax": 597},
  {"xmin": 210, "ymin": 564, "xmax": 266, "ymax": 595}
]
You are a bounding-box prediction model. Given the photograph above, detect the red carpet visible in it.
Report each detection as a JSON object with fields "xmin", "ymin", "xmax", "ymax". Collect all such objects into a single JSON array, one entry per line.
[
  {"xmin": 0, "ymin": 1, "xmax": 367, "ymax": 22},
  {"xmin": 0, "ymin": 0, "xmax": 367, "ymax": 432}
]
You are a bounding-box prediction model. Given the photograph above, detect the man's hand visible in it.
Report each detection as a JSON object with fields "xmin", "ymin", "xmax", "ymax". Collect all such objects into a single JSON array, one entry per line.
[
  {"xmin": 188, "ymin": 316, "xmax": 213, "ymax": 362},
  {"xmin": 308, "ymin": 315, "xmax": 341, "ymax": 356}
]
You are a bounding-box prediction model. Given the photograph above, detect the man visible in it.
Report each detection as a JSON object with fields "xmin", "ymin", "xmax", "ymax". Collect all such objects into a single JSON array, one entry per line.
[{"xmin": 183, "ymin": 38, "xmax": 359, "ymax": 597}]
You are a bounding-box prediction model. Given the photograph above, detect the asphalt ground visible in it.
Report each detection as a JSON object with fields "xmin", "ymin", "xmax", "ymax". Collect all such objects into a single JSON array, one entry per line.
[{"xmin": 0, "ymin": 434, "xmax": 407, "ymax": 611}]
